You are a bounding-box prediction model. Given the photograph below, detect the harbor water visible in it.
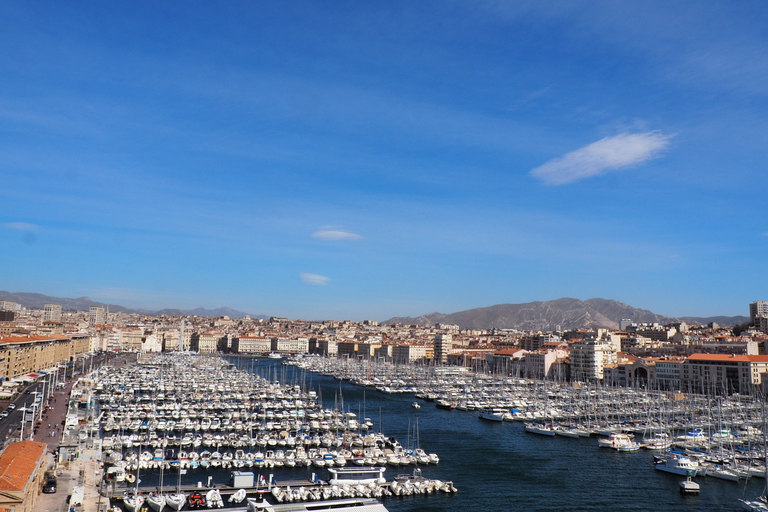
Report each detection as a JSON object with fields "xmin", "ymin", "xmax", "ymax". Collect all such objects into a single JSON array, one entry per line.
[{"xmin": 222, "ymin": 358, "xmax": 764, "ymax": 512}]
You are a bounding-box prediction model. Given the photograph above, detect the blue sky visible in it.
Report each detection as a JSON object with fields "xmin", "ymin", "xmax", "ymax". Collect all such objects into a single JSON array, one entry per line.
[{"xmin": 1, "ymin": 1, "xmax": 766, "ymax": 320}]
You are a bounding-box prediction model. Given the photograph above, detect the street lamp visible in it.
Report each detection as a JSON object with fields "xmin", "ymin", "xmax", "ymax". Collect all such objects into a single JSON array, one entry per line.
[{"xmin": 17, "ymin": 404, "xmax": 29, "ymax": 441}]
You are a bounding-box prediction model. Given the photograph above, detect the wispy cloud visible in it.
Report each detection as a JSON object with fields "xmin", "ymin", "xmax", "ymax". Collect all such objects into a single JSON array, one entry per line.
[
  {"xmin": 301, "ymin": 273, "xmax": 331, "ymax": 286},
  {"xmin": 3, "ymin": 222, "xmax": 39, "ymax": 231},
  {"xmin": 312, "ymin": 228, "xmax": 363, "ymax": 241},
  {"xmin": 530, "ymin": 131, "xmax": 672, "ymax": 185}
]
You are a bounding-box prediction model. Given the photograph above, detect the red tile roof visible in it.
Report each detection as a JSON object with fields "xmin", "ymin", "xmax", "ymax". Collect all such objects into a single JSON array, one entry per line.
[
  {"xmin": 687, "ymin": 353, "xmax": 768, "ymax": 363},
  {"xmin": 0, "ymin": 440, "xmax": 46, "ymax": 491}
]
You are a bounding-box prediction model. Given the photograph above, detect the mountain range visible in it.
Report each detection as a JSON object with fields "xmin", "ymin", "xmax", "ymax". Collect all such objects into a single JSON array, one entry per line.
[
  {"xmin": 0, "ymin": 291, "xmax": 748, "ymax": 329},
  {"xmin": 0, "ymin": 291, "xmax": 259, "ymax": 319},
  {"xmin": 383, "ymin": 297, "xmax": 748, "ymax": 331}
]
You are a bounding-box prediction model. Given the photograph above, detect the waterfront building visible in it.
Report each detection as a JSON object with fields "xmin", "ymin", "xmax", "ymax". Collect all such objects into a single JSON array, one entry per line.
[
  {"xmin": 105, "ymin": 330, "xmax": 121, "ymax": 352},
  {"xmin": 337, "ymin": 340, "xmax": 381, "ymax": 360},
  {"xmin": 272, "ymin": 336, "xmax": 309, "ymax": 354},
  {"xmin": 391, "ymin": 342, "xmax": 430, "ymax": 364},
  {"xmin": 43, "ymin": 303, "xmax": 61, "ymax": 322},
  {"xmin": 315, "ymin": 337, "xmax": 338, "ymax": 356},
  {"xmin": 681, "ymin": 353, "xmax": 768, "ymax": 394},
  {"xmin": 0, "ymin": 334, "xmax": 90, "ymax": 381},
  {"xmin": 491, "ymin": 348, "xmax": 527, "ymax": 375},
  {"xmin": 191, "ymin": 331, "xmax": 226, "ymax": 353},
  {"xmin": 652, "ymin": 356, "xmax": 685, "ymax": 390},
  {"xmin": 119, "ymin": 328, "xmax": 144, "ymax": 352},
  {"xmin": 233, "ymin": 335, "xmax": 272, "ymax": 354}
]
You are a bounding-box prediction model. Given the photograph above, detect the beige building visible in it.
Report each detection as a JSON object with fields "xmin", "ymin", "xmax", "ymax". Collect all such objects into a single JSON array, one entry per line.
[
  {"xmin": 391, "ymin": 343, "xmax": 430, "ymax": 364},
  {"xmin": 434, "ymin": 334, "xmax": 452, "ymax": 365},
  {"xmin": 0, "ymin": 334, "xmax": 90, "ymax": 381},
  {"xmin": 315, "ymin": 338, "xmax": 338, "ymax": 356},
  {"xmin": 681, "ymin": 353, "xmax": 768, "ymax": 394},
  {"xmin": 272, "ymin": 337, "xmax": 309, "ymax": 354},
  {"xmin": 0, "ymin": 441, "xmax": 48, "ymax": 512},
  {"xmin": 192, "ymin": 331, "xmax": 226, "ymax": 353},
  {"xmin": 569, "ymin": 338, "xmax": 617, "ymax": 382},
  {"xmin": 120, "ymin": 328, "xmax": 144, "ymax": 352},
  {"xmin": 234, "ymin": 336, "xmax": 272, "ymax": 354},
  {"xmin": 43, "ymin": 303, "xmax": 62, "ymax": 322},
  {"xmin": 88, "ymin": 306, "xmax": 106, "ymax": 326}
]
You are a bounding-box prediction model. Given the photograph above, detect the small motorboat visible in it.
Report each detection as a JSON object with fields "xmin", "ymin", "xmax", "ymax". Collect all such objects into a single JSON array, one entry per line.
[
  {"xmin": 228, "ymin": 488, "xmax": 247, "ymax": 504},
  {"xmin": 187, "ymin": 491, "xmax": 206, "ymax": 509},
  {"xmin": 411, "ymin": 402, "xmax": 421, "ymax": 409},
  {"xmin": 206, "ymin": 488, "xmax": 224, "ymax": 508}
]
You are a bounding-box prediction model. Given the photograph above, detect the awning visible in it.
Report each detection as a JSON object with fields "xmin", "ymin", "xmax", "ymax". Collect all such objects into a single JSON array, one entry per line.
[{"xmin": 2, "ymin": 380, "xmax": 19, "ymax": 387}]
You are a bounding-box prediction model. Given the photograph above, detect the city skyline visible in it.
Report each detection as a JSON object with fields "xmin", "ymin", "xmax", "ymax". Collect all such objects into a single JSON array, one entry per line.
[{"xmin": 2, "ymin": 2, "xmax": 767, "ymax": 320}]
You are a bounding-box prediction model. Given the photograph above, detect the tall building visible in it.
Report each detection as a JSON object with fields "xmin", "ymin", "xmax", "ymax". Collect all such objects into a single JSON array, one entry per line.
[
  {"xmin": 570, "ymin": 338, "xmax": 617, "ymax": 382},
  {"xmin": 750, "ymin": 301, "xmax": 768, "ymax": 324},
  {"xmin": 434, "ymin": 333, "xmax": 452, "ymax": 365},
  {"xmin": 43, "ymin": 303, "xmax": 62, "ymax": 322},
  {"xmin": 0, "ymin": 301, "xmax": 19, "ymax": 312},
  {"xmin": 89, "ymin": 306, "xmax": 106, "ymax": 326}
]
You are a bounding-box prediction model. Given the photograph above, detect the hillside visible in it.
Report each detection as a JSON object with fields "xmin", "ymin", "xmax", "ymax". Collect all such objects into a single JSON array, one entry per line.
[
  {"xmin": 0, "ymin": 291, "xmax": 260, "ymax": 319},
  {"xmin": 384, "ymin": 297, "xmax": 747, "ymax": 330}
]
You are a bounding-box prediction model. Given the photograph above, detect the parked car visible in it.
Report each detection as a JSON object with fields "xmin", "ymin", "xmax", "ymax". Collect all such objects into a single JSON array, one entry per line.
[
  {"xmin": 0, "ymin": 411, "xmax": 8, "ymax": 419},
  {"xmin": 7, "ymin": 404, "xmax": 15, "ymax": 410},
  {"xmin": 42, "ymin": 477, "xmax": 57, "ymax": 493}
]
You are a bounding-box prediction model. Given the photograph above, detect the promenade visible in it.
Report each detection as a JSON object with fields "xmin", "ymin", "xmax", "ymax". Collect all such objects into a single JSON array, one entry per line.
[{"xmin": 26, "ymin": 354, "xmax": 133, "ymax": 512}]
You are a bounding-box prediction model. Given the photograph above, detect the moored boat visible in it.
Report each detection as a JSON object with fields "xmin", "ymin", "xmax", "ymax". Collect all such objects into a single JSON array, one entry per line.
[{"xmin": 655, "ymin": 453, "xmax": 699, "ymax": 476}]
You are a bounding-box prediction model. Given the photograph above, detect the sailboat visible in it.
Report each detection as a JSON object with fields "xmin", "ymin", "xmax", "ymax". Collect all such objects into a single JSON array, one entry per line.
[
  {"xmin": 147, "ymin": 456, "xmax": 167, "ymax": 511},
  {"xmin": 165, "ymin": 462, "xmax": 186, "ymax": 511},
  {"xmin": 739, "ymin": 400, "xmax": 768, "ymax": 511},
  {"xmin": 123, "ymin": 441, "xmax": 144, "ymax": 512}
]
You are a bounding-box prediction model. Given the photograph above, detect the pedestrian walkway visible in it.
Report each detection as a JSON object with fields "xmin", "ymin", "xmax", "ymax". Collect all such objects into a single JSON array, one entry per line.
[{"xmin": 29, "ymin": 376, "xmax": 106, "ymax": 512}]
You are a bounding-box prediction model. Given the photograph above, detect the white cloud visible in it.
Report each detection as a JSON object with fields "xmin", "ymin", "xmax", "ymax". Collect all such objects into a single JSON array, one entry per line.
[
  {"xmin": 312, "ymin": 229, "xmax": 363, "ymax": 241},
  {"xmin": 530, "ymin": 131, "xmax": 672, "ymax": 185},
  {"xmin": 3, "ymin": 222, "xmax": 39, "ymax": 231},
  {"xmin": 301, "ymin": 273, "xmax": 331, "ymax": 286}
]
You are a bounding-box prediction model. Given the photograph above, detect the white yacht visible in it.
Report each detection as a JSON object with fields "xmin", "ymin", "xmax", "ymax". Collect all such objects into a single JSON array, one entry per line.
[
  {"xmin": 654, "ymin": 454, "xmax": 700, "ymax": 476},
  {"xmin": 478, "ymin": 407, "xmax": 505, "ymax": 422},
  {"xmin": 525, "ymin": 422, "xmax": 555, "ymax": 436}
]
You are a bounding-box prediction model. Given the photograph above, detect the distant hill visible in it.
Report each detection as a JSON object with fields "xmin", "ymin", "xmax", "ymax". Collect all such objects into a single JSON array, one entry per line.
[
  {"xmin": 0, "ymin": 291, "xmax": 264, "ymax": 319},
  {"xmin": 383, "ymin": 297, "xmax": 748, "ymax": 331}
]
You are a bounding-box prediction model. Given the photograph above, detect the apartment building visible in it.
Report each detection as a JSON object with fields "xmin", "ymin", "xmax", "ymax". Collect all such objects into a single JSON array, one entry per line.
[
  {"xmin": 569, "ymin": 338, "xmax": 617, "ymax": 382},
  {"xmin": 43, "ymin": 303, "xmax": 62, "ymax": 322},
  {"xmin": 0, "ymin": 334, "xmax": 90, "ymax": 381},
  {"xmin": 233, "ymin": 336, "xmax": 272, "ymax": 354},
  {"xmin": 433, "ymin": 334, "xmax": 452, "ymax": 365},
  {"xmin": 391, "ymin": 343, "xmax": 430, "ymax": 364},
  {"xmin": 681, "ymin": 353, "xmax": 768, "ymax": 394},
  {"xmin": 750, "ymin": 301, "xmax": 768, "ymax": 324},
  {"xmin": 89, "ymin": 306, "xmax": 106, "ymax": 326}
]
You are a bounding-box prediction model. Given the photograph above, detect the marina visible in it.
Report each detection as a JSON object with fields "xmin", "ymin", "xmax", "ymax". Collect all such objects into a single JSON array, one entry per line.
[
  {"xmin": 83, "ymin": 353, "xmax": 768, "ymax": 511},
  {"xmin": 93, "ymin": 354, "xmax": 454, "ymax": 511}
]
